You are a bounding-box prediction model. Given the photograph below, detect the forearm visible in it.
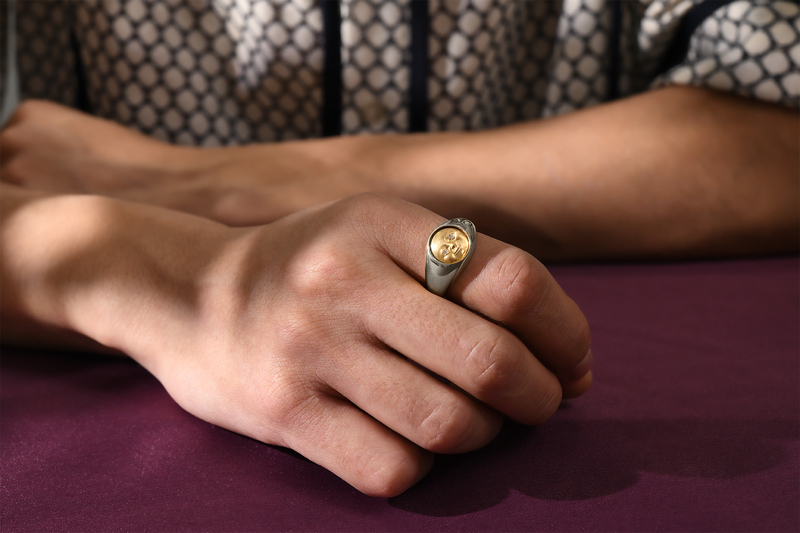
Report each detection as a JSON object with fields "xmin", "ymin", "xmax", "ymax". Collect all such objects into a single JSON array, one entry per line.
[
  {"xmin": 0, "ymin": 183, "xmax": 234, "ymax": 366},
  {"xmin": 364, "ymin": 86, "xmax": 799, "ymax": 260},
  {"xmin": 5, "ymin": 88, "xmax": 795, "ymax": 261}
]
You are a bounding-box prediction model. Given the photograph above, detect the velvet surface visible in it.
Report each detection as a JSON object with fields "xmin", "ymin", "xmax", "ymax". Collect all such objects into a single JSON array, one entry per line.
[{"xmin": 2, "ymin": 257, "xmax": 798, "ymax": 532}]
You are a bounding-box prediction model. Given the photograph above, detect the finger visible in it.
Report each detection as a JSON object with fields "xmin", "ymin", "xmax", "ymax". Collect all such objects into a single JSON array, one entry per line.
[
  {"xmin": 345, "ymin": 194, "xmax": 591, "ymax": 386},
  {"xmin": 279, "ymin": 393, "xmax": 433, "ymax": 497},
  {"xmin": 453, "ymin": 238, "xmax": 592, "ymax": 382},
  {"xmin": 562, "ymin": 370, "xmax": 593, "ymax": 399},
  {"xmin": 0, "ymin": 151, "xmax": 71, "ymax": 190},
  {"xmin": 320, "ymin": 340, "xmax": 503, "ymax": 453},
  {"xmin": 358, "ymin": 267, "xmax": 563, "ymax": 425}
]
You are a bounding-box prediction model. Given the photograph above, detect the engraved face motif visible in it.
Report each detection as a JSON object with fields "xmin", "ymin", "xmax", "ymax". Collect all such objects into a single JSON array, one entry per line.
[{"xmin": 430, "ymin": 227, "xmax": 470, "ymax": 264}]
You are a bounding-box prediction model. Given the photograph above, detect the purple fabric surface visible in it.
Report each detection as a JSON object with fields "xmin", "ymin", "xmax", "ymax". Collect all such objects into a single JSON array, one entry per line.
[{"xmin": 2, "ymin": 257, "xmax": 798, "ymax": 532}]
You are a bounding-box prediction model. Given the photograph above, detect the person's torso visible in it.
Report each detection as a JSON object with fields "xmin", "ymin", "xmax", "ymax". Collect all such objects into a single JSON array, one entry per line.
[{"xmin": 7, "ymin": 0, "xmax": 799, "ymax": 145}]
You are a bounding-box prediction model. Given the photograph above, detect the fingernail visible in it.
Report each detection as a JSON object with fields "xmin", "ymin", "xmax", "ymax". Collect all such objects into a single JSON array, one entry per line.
[{"xmin": 568, "ymin": 348, "xmax": 593, "ymax": 381}]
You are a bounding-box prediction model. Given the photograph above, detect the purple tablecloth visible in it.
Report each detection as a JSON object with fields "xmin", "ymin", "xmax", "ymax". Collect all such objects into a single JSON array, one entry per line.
[{"xmin": 2, "ymin": 257, "xmax": 798, "ymax": 532}]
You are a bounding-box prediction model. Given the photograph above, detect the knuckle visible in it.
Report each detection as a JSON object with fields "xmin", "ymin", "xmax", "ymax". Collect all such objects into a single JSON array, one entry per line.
[
  {"xmin": 358, "ymin": 452, "xmax": 421, "ymax": 498},
  {"xmin": 416, "ymin": 399, "xmax": 474, "ymax": 453},
  {"xmin": 492, "ymin": 249, "xmax": 547, "ymax": 320},
  {"xmin": 327, "ymin": 192, "xmax": 418, "ymax": 256},
  {"xmin": 267, "ymin": 379, "xmax": 325, "ymax": 432},
  {"xmin": 243, "ymin": 332, "xmax": 327, "ymax": 433},
  {"xmin": 462, "ymin": 327, "xmax": 520, "ymax": 398},
  {"xmin": 285, "ymin": 241, "xmax": 362, "ymax": 301}
]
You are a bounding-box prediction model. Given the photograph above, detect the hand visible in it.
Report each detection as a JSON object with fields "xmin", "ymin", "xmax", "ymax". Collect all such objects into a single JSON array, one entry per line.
[
  {"xmin": 0, "ymin": 100, "xmax": 371, "ymax": 225},
  {"xmin": 0, "ymin": 100, "xmax": 184, "ymax": 194},
  {"xmin": 5, "ymin": 188, "xmax": 591, "ymax": 496}
]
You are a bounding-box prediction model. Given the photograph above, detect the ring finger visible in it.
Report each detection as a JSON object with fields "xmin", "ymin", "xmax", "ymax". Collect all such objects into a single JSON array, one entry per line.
[{"xmin": 319, "ymin": 340, "xmax": 503, "ymax": 454}]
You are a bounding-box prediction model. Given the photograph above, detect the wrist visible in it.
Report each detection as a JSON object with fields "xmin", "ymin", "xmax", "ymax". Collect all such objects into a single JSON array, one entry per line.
[
  {"xmin": 3, "ymin": 189, "xmax": 240, "ymax": 369},
  {"xmin": 357, "ymin": 130, "xmax": 486, "ymax": 211}
]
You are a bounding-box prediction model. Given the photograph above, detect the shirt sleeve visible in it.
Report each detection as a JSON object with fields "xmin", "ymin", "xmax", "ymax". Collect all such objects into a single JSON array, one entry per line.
[{"xmin": 652, "ymin": 0, "xmax": 800, "ymax": 108}]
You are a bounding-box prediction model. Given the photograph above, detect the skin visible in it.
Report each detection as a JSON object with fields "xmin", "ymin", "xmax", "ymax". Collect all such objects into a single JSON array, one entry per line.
[
  {"xmin": 1, "ymin": 184, "xmax": 591, "ymax": 497},
  {"xmin": 1, "ymin": 85, "xmax": 797, "ymax": 260},
  {"xmin": 1, "ymin": 84, "xmax": 794, "ymax": 495}
]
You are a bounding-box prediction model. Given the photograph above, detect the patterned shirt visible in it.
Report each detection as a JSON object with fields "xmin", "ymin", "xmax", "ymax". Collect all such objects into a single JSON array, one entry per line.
[{"xmin": 2, "ymin": 0, "xmax": 798, "ymax": 146}]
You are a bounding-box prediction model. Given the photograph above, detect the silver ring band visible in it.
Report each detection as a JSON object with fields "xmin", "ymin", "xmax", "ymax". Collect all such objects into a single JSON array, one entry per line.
[{"xmin": 425, "ymin": 218, "xmax": 476, "ymax": 296}]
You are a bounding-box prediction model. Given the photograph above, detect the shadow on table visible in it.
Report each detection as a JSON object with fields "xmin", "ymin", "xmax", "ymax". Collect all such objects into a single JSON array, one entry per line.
[
  {"xmin": 3, "ymin": 349, "xmax": 797, "ymax": 519},
  {"xmin": 389, "ymin": 414, "xmax": 798, "ymax": 516}
]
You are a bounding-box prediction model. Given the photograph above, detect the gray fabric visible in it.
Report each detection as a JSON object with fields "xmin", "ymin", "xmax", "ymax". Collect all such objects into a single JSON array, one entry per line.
[
  {"xmin": 654, "ymin": 1, "xmax": 800, "ymax": 103},
  {"xmin": 1, "ymin": 0, "xmax": 20, "ymax": 127}
]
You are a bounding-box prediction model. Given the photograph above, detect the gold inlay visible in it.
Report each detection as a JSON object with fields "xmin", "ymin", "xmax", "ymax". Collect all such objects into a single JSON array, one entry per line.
[{"xmin": 430, "ymin": 227, "xmax": 470, "ymax": 264}]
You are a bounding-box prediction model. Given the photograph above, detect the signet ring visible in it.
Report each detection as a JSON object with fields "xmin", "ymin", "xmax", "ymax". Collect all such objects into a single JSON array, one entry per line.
[{"xmin": 425, "ymin": 218, "xmax": 476, "ymax": 297}]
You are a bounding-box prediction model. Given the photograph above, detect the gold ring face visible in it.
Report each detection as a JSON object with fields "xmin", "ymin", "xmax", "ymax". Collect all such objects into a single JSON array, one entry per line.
[{"xmin": 430, "ymin": 227, "xmax": 470, "ymax": 264}]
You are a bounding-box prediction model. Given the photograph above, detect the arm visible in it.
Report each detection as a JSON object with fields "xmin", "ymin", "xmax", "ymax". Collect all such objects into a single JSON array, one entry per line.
[
  {"xmin": 3, "ymin": 87, "xmax": 797, "ymax": 260},
  {"xmin": 371, "ymin": 87, "xmax": 799, "ymax": 260},
  {"xmin": 0, "ymin": 182, "xmax": 592, "ymax": 496}
]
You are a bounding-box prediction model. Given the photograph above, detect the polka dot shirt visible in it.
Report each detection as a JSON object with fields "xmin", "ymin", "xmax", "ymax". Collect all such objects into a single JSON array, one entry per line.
[{"xmin": 3, "ymin": 0, "xmax": 798, "ymax": 146}]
